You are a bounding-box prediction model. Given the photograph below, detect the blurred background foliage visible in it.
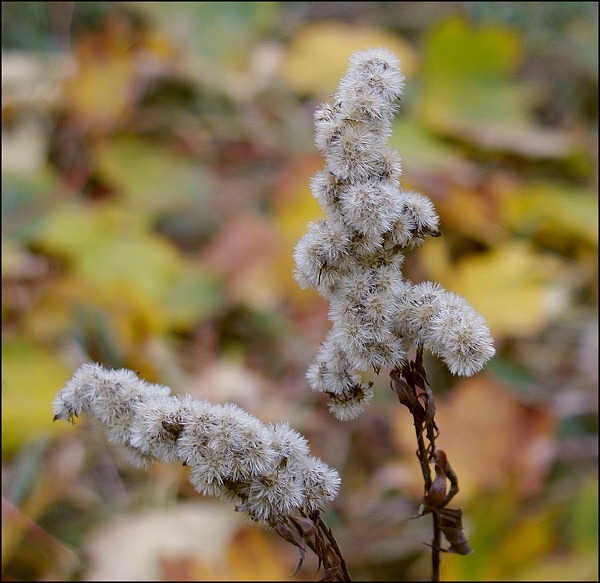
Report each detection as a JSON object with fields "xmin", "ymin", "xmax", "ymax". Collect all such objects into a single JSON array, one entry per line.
[{"xmin": 2, "ymin": 2, "xmax": 597, "ymax": 580}]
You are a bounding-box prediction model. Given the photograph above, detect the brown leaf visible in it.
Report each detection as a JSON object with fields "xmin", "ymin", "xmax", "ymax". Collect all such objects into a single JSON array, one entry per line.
[
  {"xmin": 436, "ymin": 507, "xmax": 473, "ymax": 555},
  {"xmin": 424, "ymin": 460, "xmax": 448, "ymax": 510},
  {"xmin": 201, "ymin": 213, "xmax": 283, "ymax": 309},
  {"xmin": 390, "ymin": 369, "xmax": 422, "ymax": 417},
  {"xmin": 275, "ymin": 519, "xmax": 307, "ymax": 576},
  {"xmin": 432, "ymin": 449, "xmax": 459, "ymax": 507}
]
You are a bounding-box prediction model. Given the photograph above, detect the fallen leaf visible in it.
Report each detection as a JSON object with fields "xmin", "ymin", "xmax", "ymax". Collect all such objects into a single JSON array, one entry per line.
[
  {"xmin": 2, "ymin": 337, "xmax": 71, "ymax": 455},
  {"xmin": 226, "ymin": 525, "xmax": 295, "ymax": 581},
  {"xmin": 83, "ymin": 501, "xmax": 245, "ymax": 580},
  {"xmin": 200, "ymin": 213, "xmax": 283, "ymax": 310},
  {"xmin": 500, "ymin": 181, "xmax": 598, "ymax": 250},
  {"xmin": 270, "ymin": 155, "xmax": 325, "ymax": 308},
  {"xmin": 281, "ymin": 21, "xmax": 418, "ymax": 97},
  {"xmin": 420, "ymin": 16, "xmax": 586, "ymax": 160},
  {"xmin": 94, "ymin": 135, "xmax": 214, "ymax": 222},
  {"xmin": 420, "ymin": 239, "xmax": 572, "ymax": 338}
]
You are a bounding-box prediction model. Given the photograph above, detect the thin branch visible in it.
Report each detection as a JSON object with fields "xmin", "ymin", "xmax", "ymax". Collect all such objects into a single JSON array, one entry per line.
[
  {"xmin": 391, "ymin": 347, "xmax": 472, "ymax": 581},
  {"xmin": 277, "ymin": 510, "xmax": 352, "ymax": 581},
  {"xmin": 315, "ymin": 513, "xmax": 352, "ymax": 581}
]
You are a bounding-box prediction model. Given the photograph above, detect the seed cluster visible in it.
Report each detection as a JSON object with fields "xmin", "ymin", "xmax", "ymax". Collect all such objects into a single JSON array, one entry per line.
[
  {"xmin": 294, "ymin": 49, "xmax": 495, "ymax": 420},
  {"xmin": 53, "ymin": 363, "xmax": 340, "ymax": 526}
]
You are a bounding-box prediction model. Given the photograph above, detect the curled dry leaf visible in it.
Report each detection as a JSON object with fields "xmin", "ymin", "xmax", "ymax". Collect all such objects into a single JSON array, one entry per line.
[
  {"xmin": 436, "ymin": 507, "xmax": 473, "ymax": 556},
  {"xmin": 276, "ymin": 511, "xmax": 351, "ymax": 581}
]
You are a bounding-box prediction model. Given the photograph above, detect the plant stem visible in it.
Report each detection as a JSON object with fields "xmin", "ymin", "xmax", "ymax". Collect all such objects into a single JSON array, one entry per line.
[
  {"xmin": 432, "ymin": 511, "xmax": 441, "ymax": 581},
  {"xmin": 392, "ymin": 348, "xmax": 444, "ymax": 581},
  {"xmin": 316, "ymin": 514, "xmax": 352, "ymax": 581}
]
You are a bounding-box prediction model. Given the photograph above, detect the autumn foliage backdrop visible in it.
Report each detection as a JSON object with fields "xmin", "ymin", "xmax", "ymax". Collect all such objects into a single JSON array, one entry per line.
[{"xmin": 2, "ymin": 2, "xmax": 598, "ymax": 580}]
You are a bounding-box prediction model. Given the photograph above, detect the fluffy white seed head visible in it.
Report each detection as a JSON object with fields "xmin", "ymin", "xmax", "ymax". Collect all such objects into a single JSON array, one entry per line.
[
  {"xmin": 236, "ymin": 468, "xmax": 305, "ymax": 526},
  {"xmin": 342, "ymin": 91, "xmax": 398, "ymax": 125},
  {"xmin": 393, "ymin": 285, "xmax": 495, "ymax": 375},
  {"xmin": 386, "ymin": 211, "xmax": 417, "ymax": 249},
  {"xmin": 324, "ymin": 121, "xmax": 388, "ymax": 182},
  {"xmin": 340, "ymin": 181, "xmax": 404, "ymax": 239},
  {"xmin": 293, "ymin": 219, "xmax": 352, "ymax": 295},
  {"xmin": 393, "ymin": 281, "xmax": 446, "ymax": 343},
  {"xmin": 129, "ymin": 394, "xmax": 195, "ymax": 463},
  {"xmin": 295, "ymin": 47, "xmax": 495, "ymax": 418},
  {"xmin": 208, "ymin": 403, "xmax": 277, "ymax": 482},
  {"xmin": 268, "ymin": 422, "xmax": 311, "ymax": 462},
  {"xmin": 371, "ymin": 261, "xmax": 409, "ymax": 298},
  {"xmin": 428, "ymin": 292, "xmax": 496, "ymax": 376},
  {"xmin": 310, "ymin": 170, "xmax": 346, "ymax": 219},
  {"xmin": 370, "ymin": 146, "xmax": 403, "ymax": 183},
  {"xmin": 306, "ymin": 334, "xmax": 363, "ymax": 395},
  {"xmin": 327, "ymin": 383, "xmax": 375, "ymax": 421},
  {"xmin": 53, "ymin": 364, "xmax": 342, "ymax": 526},
  {"xmin": 297, "ymin": 456, "xmax": 341, "ymax": 513},
  {"xmin": 347, "ymin": 230, "xmax": 385, "ymax": 258},
  {"xmin": 342, "ymin": 48, "xmax": 405, "ymax": 103},
  {"xmin": 52, "ymin": 363, "xmax": 171, "ymax": 448},
  {"xmin": 314, "ymin": 103, "xmax": 345, "ymax": 153},
  {"xmin": 52, "ymin": 362, "xmax": 106, "ymax": 422},
  {"xmin": 400, "ymin": 190, "xmax": 441, "ymax": 244},
  {"xmin": 174, "ymin": 398, "xmax": 222, "ymax": 467}
]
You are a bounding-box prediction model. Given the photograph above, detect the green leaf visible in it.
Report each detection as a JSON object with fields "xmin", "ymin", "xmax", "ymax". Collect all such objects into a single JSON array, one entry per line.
[
  {"xmin": 2, "ymin": 168, "xmax": 62, "ymax": 243},
  {"xmin": 389, "ymin": 117, "xmax": 476, "ymax": 178},
  {"xmin": 139, "ymin": 2, "xmax": 280, "ymax": 70},
  {"xmin": 425, "ymin": 15, "xmax": 521, "ymax": 81},
  {"xmin": 33, "ymin": 200, "xmax": 222, "ymax": 329},
  {"xmin": 419, "ymin": 16, "xmax": 584, "ymax": 160},
  {"xmin": 421, "ymin": 15, "xmax": 527, "ymax": 125},
  {"xmin": 564, "ymin": 474, "xmax": 598, "ymax": 555},
  {"xmin": 94, "ymin": 135, "xmax": 213, "ymax": 223},
  {"xmin": 162, "ymin": 268, "xmax": 223, "ymax": 329},
  {"xmin": 501, "ymin": 181, "xmax": 598, "ymax": 249}
]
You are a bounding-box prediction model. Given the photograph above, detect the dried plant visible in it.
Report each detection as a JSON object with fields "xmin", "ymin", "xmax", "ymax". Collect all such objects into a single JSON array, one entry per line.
[
  {"xmin": 53, "ymin": 363, "xmax": 350, "ymax": 580},
  {"xmin": 294, "ymin": 48, "xmax": 495, "ymax": 580},
  {"xmin": 52, "ymin": 48, "xmax": 495, "ymax": 582}
]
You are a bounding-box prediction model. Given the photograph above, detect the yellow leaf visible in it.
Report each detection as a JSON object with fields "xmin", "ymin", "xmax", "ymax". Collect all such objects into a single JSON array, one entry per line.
[
  {"xmin": 444, "ymin": 241, "xmax": 569, "ymax": 338},
  {"xmin": 65, "ymin": 37, "xmax": 135, "ymax": 133},
  {"xmin": 31, "ymin": 201, "xmax": 222, "ymax": 350},
  {"xmin": 35, "ymin": 201, "xmax": 181, "ymax": 310},
  {"xmin": 441, "ymin": 488, "xmax": 559, "ymax": 580},
  {"xmin": 436, "ymin": 186, "xmax": 506, "ymax": 246},
  {"xmin": 270, "ymin": 156, "xmax": 324, "ymax": 307},
  {"xmin": 2, "ymin": 337, "xmax": 71, "ymax": 455},
  {"xmin": 64, "ymin": 14, "xmax": 178, "ymax": 134},
  {"xmin": 487, "ymin": 509, "xmax": 558, "ymax": 578},
  {"xmin": 501, "ymin": 181, "xmax": 598, "ymax": 249},
  {"xmin": 282, "ymin": 21, "xmax": 418, "ymax": 97},
  {"xmin": 225, "ymin": 526, "xmax": 293, "ymax": 581}
]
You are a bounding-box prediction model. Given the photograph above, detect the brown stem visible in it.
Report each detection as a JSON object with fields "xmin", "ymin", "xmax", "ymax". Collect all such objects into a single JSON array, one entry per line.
[
  {"xmin": 409, "ymin": 405, "xmax": 441, "ymax": 581},
  {"xmin": 315, "ymin": 514, "xmax": 352, "ymax": 581},
  {"xmin": 391, "ymin": 347, "xmax": 446, "ymax": 581},
  {"xmin": 413, "ymin": 414, "xmax": 432, "ymax": 492},
  {"xmin": 432, "ymin": 511, "xmax": 441, "ymax": 581},
  {"xmin": 277, "ymin": 511, "xmax": 352, "ymax": 581}
]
